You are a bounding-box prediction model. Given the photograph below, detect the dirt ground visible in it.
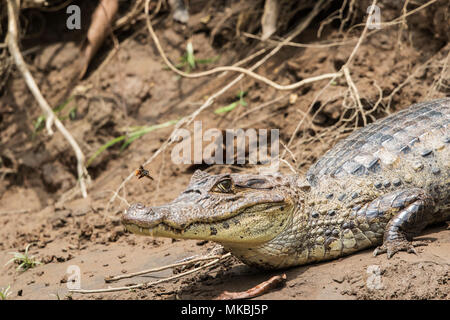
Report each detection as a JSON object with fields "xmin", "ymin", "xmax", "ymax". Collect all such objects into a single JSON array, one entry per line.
[{"xmin": 0, "ymin": 0, "xmax": 449, "ymax": 300}]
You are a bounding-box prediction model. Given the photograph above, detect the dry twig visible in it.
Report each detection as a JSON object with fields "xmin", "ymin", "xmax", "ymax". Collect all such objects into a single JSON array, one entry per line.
[
  {"xmin": 242, "ymin": 32, "xmax": 356, "ymax": 48},
  {"xmin": 105, "ymin": 254, "xmax": 229, "ymax": 283},
  {"xmin": 70, "ymin": 253, "xmax": 232, "ymax": 294},
  {"xmin": 215, "ymin": 274, "xmax": 287, "ymax": 300},
  {"xmin": 343, "ymin": 66, "xmax": 366, "ymax": 126}
]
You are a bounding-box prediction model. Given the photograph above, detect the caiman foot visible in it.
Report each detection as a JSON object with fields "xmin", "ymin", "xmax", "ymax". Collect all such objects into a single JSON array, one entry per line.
[
  {"xmin": 373, "ymin": 239, "xmax": 428, "ymax": 259},
  {"xmin": 369, "ymin": 188, "xmax": 434, "ymax": 260}
]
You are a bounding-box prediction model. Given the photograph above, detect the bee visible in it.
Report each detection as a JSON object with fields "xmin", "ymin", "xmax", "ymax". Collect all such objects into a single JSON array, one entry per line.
[{"xmin": 135, "ymin": 165, "xmax": 154, "ymax": 180}]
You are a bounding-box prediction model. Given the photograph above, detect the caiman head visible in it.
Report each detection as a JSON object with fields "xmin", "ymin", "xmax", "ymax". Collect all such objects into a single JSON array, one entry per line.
[{"xmin": 122, "ymin": 170, "xmax": 301, "ymax": 247}]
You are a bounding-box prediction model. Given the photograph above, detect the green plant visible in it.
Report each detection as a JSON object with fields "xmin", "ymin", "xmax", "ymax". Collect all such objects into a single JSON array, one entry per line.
[
  {"xmin": 0, "ymin": 285, "xmax": 12, "ymax": 300},
  {"xmin": 49, "ymin": 292, "xmax": 61, "ymax": 300},
  {"xmin": 171, "ymin": 42, "xmax": 219, "ymax": 73},
  {"xmin": 86, "ymin": 119, "xmax": 178, "ymax": 167},
  {"xmin": 214, "ymin": 90, "xmax": 248, "ymax": 114},
  {"xmin": 33, "ymin": 97, "xmax": 76, "ymax": 135},
  {"xmin": 5, "ymin": 244, "xmax": 41, "ymax": 272}
]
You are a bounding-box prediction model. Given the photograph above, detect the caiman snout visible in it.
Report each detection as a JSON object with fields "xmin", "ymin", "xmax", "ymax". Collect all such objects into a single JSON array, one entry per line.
[{"xmin": 122, "ymin": 203, "xmax": 160, "ymax": 228}]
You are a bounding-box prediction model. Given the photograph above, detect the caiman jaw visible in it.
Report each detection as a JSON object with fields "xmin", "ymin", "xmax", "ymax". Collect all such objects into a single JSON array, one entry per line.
[
  {"xmin": 122, "ymin": 200, "xmax": 294, "ymax": 245},
  {"xmin": 122, "ymin": 171, "xmax": 298, "ymax": 247}
]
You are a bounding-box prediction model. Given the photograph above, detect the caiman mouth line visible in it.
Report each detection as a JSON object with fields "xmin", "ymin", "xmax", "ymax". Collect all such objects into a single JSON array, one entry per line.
[{"xmin": 124, "ymin": 201, "xmax": 287, "ymax": 235}]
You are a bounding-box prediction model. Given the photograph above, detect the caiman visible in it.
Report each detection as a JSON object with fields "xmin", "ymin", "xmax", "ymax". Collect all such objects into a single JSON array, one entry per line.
[{"xmin": 122, "ymin": 98, "xmax": 450, "ymax": 269}]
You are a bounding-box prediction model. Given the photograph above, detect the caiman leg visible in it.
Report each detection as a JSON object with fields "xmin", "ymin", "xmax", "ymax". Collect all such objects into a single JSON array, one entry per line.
[{"xmin": 362, "ymin": 188, "xmax": 435, "ymax": 259}]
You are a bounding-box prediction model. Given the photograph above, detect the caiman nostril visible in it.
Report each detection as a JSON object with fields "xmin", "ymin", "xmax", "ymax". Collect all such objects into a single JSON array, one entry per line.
[{"xmin": 135, "ymin": 203, "xmax": 145, "ymax": 210}]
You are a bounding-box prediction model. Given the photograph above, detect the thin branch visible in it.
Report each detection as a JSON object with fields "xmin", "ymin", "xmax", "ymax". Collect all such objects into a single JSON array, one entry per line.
[
  {"xmin": 343, "ymin": 66, "xmax": 366, "ymax": 126},
  {"xmin": 242, "ymin": 32, "xmax": 357, "ymax": 48},
  {"xmin": 105, "ymin": 254, "xmax": 229, "ymax": 283},
  {"xmin": 343, "ymin": 0, "xmax": 377, "ymax": 69},
  {"xmin": 70, "ymin": 253, "xmax": 232, "ymax": 294},
  {"xmin": 347, "ymin": 0, "xmax": 439, "ymax": 33},
  {"xmin": 6, "ymin": 0, "xmax": 90, "ymax": 198},
  {"xmin": 386, "ymin": 56, "xmax": 435, "ymax": 112},
  {"xmin": 144, "ymin": 0, "xmax": 341, "ymax": 91}
]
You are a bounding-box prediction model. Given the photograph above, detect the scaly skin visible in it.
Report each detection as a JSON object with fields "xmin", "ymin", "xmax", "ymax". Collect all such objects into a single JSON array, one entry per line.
[{"xmin": 123, "ymin": 98, "xmax": 450, "ymax": 269}]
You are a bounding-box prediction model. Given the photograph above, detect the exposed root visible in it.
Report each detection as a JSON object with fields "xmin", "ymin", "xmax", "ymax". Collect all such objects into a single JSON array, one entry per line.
[
  {"xmin": 214, "ymin": 273, "xmax": 287, "ymax": 300},
  {"xmin": 317, "ymin": 0, "xmax": 350, "ymax": 38},
  {"xmin": 343, "ymin": 66, "xmax": 366, "ymax": 126},
  {"xmin": 6, "ymin": 0, "xmax": 90, "ymax": 198},
  {"xmin": 339, "ymin": 0, "xmax": 356, "ymax": 34},
  {"xmin": 426, "ymin": 51, "xmax": 449, "ymax": 99},
  {"xmin": 347, "ymin": 0, "xmax": 440, "ymax": 34},
  {"xmin": 385, "ymin": 56, "xmax": 435, "ymax": 112},
  {"xmin": 243, "ymin": 32, "xmax": 357, "ymax": 49},
  {"xmin": 261, "ymin": 0, "xmax": 279, "ymax": 41},
  {"xmin": 144, "ymin": 0, "xmax": 341, "ymax": 91},
  {"xmin": 281, "ymin": 0, "xmax": 378, "ymax": 162},
  {"xmin": 114, "ymin": 0, "xmax": 146, "ymax": 30}
]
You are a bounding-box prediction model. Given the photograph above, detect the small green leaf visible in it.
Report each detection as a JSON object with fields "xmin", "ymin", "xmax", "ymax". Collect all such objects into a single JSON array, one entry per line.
[
  {"xmin": 86, "ymin": 136, "xmax": 126, "ymax": 167},
  {"xmin": 0, "ymin": 285, "xmax": 11, "ymax": 300},
  {"xmin": 214, "ymin": 91, "xmax": 248, "ymax": 114},
  {"xmin": 6, "ymin": 244, "xmax": 41, "ymax": 272},
  {"xmin": 214, "ymin": 101, "xmax": 238, "ymax": 114},
  {"xmin": 69, "ymin": 107, "xmax": 77, "ymax": 120},
  {"xmin": 53, "ymin": 97, "xmax": 74, "ymax": 114},
  {"xmin": 32, "ymin": 97, "xmax": 76, "ymax": 134},
  {"xmin": 34, "ymin": 115, "xmax": 46, "ymax": 132},
  {"xmin": 121, "ymin": 120, "xmax": 177, "ymax": 151},
  {"xmin": 195, "ymin": 56, "xmax": 220, "ymax": 64},
  {"xmin": 186, "ymin": 42, "xmax": 196, "ymax": 70},
  {"xmin": 87, "ymin": 120, "xmax": 178, "ymax": 166}
]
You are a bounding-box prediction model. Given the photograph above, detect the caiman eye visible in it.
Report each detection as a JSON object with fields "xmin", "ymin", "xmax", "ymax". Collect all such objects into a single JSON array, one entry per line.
[{"xmin": 213, "ymin": 179, "xmax": 233, "ymax": 193}]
